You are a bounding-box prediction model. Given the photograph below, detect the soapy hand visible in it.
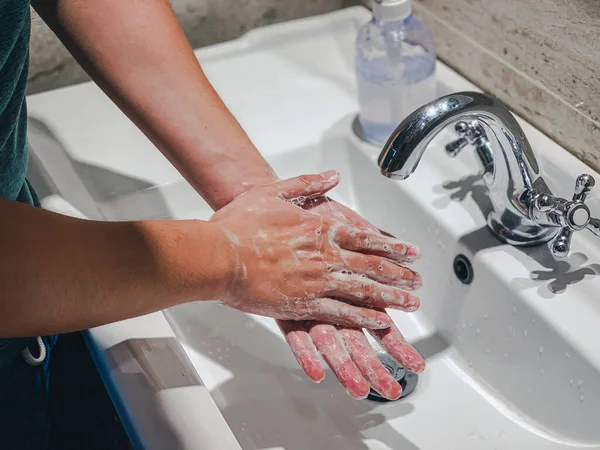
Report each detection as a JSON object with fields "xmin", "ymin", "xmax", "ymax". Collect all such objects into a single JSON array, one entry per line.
[
  {"xmin": 210, "ymin": 171, "xmax": 422, "ymax": 329},
  {"xmin": 277, "ymin": 196, "xmax": 426, "ymax": 400}
]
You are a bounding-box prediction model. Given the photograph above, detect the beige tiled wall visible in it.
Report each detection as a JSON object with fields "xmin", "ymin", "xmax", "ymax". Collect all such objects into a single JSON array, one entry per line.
[
  {"xmin": 361, "ymin": 0, "xmax": 600, "ymax": 170},
  {"xmin": 411, "ymin": 0, "xmax": 600, "ymax": 171},
  {"xmin": 27, "ymin": 0, "xmax": 360, "ymax": 94}
]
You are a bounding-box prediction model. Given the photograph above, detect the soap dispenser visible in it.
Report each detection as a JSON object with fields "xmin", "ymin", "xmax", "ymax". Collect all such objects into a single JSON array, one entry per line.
[{"xmin": 356, "ymin": 0, "xmax": 437, "ymax": 144}]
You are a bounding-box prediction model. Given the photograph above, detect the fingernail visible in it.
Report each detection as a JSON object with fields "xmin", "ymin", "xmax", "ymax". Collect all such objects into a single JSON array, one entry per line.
[
  {"xmin": 407, "ymin": 246, "xmax": 421, "ymax": 258},
  {"xmin": 321, "ymin": 170, "xmax": 339, "ymax": 180},
  {"xmin": 413, "ymin": 273, "xmax": 423, "ymax": 289},
  {"xmin": 407, "ymin": 356, "xmax": 426, "ymax": 374},
  {"xmin": 376, "ymin": 313, "xmax": 392, "ymax": 328},
  {"xmin": 407, "ymin": 295, "xmax": 420, "ymax": 312}
]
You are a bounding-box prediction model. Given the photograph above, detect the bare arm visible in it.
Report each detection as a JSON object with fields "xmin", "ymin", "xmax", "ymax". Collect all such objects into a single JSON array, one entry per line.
[
  {"xmin": 0, "ymin": 198, "xmax": 232, "ymax": 337},
  {"xmin": 1, "ymin": 175, "xmax": 401, "ymax": 339},
  {"xmin": 32, "ymin": 0, "xmax": 277, "ymax": 211}
]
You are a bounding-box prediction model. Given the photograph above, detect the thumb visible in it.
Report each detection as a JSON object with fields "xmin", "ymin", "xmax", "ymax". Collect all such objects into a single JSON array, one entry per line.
[{"xmin": 270, "ymin": 170, "xmax": 341, "ymax": 200}]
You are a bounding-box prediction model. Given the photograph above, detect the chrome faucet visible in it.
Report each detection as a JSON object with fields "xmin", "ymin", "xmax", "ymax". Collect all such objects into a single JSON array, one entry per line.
[{"xmin": 378, "ymin": 91, "xmax": 600, "ymax": 257}]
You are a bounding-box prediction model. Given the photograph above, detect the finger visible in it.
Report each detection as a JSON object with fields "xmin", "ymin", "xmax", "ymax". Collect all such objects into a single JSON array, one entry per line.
[
  {"xmin": 302, "ymin": 298, "xmax": 392, "ymax": 329},
  {"xmin": 333, "ymin": 226, "xmax": 420, "ymax": 264},
  {"xmin": 277, "ymin": 320, "xmax": 325, "ymax": 382},
  {"xmin": 266, "ymin": 171, "xmax": 341, "ymax": 201},
  {"xmin": 334, "ymin": 250, "xmax": 423, "ymax": 290},
  {"xmin": 339, "ymin": 327, "xmax": 402, "ymax": 400},
  {"xmin": 325, "ymin": 273, "xmax": 420, "ymax": 312},
  {"xmin": 368, "ymin": 319, "xmax": 425, "ymax": 374},
  {"xmin": 308, "ymin": 322, "xmax": 370, "ymax": 399}
]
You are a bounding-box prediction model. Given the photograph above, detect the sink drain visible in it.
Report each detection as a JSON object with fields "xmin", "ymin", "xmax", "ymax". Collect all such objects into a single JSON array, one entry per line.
[
  {"xmin": 366, "ymin": 353, "xmax": 418, "ymax": 403},
  {"xmin": 453, "ymin": 254, "xmax": 474, "ymax": 285}
]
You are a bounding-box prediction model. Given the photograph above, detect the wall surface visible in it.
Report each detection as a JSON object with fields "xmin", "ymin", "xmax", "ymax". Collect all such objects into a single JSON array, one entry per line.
[
  {"xmin": 28, "ymin": 0, "xmax": 359, "ymax": 94},
  {"xmin": 410, "ymin": 0, "xmax": 600, "ymax": 171}
]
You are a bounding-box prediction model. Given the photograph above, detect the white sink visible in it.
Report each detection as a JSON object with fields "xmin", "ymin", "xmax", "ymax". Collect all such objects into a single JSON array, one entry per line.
[
  {"xmin": 162, "ymin": 116, "xmax": 600, "ymax": 449},
  {"xmin": 26, "ymin": 6, "xmax": 600, "ymax": 450}
]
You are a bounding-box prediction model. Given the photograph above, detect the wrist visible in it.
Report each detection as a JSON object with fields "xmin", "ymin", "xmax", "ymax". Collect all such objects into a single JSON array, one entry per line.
[
  {"xmin": 141, "ymin": 219, "xmax": 236, "ymax": 304},
  {"xmin": 188, "ymin": 162, "xmax": 279, "ymax": 211},
  {"xmin": 209, "ymin": 167, "xmax": 279, "ymax": 210},
  {"xmin": 203, "ymin": 222, "xmax": 239, "ymax": 301}
]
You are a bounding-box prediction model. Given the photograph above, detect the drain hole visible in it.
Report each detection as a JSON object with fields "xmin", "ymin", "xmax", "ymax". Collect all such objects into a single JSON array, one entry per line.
[
  {"xmin": 366, "ymin": 354, "xmax": 418, "ymax": 403},
  {"xmin": 453, "ymin": 254, "xmax": 474, "ymax": 285}
]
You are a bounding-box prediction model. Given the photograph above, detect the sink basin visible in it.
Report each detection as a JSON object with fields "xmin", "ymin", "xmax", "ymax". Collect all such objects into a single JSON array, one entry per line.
[
  {"xmin": 162, "ymin": 116, "xmax": 600, "ymax": 450},
  {"xmin": 25, "ymin": 6, "xmax": 600, "ymax": 450}
]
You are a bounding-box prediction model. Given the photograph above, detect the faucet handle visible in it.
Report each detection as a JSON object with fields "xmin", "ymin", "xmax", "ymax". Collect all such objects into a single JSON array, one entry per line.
[
  {"xmin": 445, "ymin": 121, "xmax": 487, "ymax": 158},
  {"xmin": 535, "ymin": 174, "xmax": 597, "ymax": 257},
  {"xmin": 445, "ymin": 137, "xmax": 468, "ymax": 157},
  {"xmin": 445, "ymin": 121, "xmax": 470, "ymax": 156},
  {"xmin": 572, "ymin": 173, "xmax": 594, "ymax": 202}
]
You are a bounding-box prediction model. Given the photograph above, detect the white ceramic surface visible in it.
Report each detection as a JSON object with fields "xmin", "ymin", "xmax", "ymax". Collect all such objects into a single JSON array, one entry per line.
[{"xmin": 27, "ymin": 7, "xmax": 600, "ymax": 450}]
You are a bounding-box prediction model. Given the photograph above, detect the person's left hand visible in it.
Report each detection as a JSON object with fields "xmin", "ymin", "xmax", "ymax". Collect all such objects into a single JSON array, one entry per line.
[{"xmin": 277, "ymin": 197, "xmax": 426, "ymax": 401}]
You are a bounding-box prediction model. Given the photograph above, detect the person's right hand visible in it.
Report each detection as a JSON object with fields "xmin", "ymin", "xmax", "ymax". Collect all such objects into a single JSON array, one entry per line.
[{"xmin": 209, "ymin": 171, "xmax": 422, "ymax": 330}]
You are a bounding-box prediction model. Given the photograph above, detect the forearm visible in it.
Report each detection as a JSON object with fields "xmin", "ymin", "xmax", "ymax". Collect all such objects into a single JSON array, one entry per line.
[
  {"xmin": 0, "ymin": 199, "xmax": 232, "ymax": 337},
  {"xmin": 33, "ymin": 0, "xmax": 277, "ymax": 210}
]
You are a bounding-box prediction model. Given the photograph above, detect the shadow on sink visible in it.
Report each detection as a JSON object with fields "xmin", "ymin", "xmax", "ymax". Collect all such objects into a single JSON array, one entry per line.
[
  {"xmin": 27, "ymin": 116, "xmax": 173, "ymax": 221},
  {"xmin": 434, "ymin": 172, "xmax": 600, "ymax": 297},
  {"xmin": 512, "ymin": 250, "xmax": 600, "ymax": 298},
  {"xmin": 166, "ymin": 303, "xmax": 420, "ymax": 450}
]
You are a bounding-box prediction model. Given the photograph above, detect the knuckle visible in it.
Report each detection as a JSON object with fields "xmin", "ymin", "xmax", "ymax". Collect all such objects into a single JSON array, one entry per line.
[
  {"xmin": 364, "ymin": 281, "xmax": 377, "ymax": 299},
  {"xmin": 336, "ymin": 304, "xmax": 356, "ymax": 322}
]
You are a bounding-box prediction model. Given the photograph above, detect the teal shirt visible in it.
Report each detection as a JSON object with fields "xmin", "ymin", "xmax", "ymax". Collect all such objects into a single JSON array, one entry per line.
[
  {"xmin": 1, "ymin": 0, "xmax": 38, "ymax": 367},
  {"xmin": 1, "ymin": 0, "xmax": 36, "ymax": 206}
]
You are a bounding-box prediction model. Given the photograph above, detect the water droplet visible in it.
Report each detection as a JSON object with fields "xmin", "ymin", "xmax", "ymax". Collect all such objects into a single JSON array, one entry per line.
[
  {"xmin": 527, "ymin": 388, "xmax": 533, "ymax": 394},
  {"xmin": 508, "ymin": 326, "xmax": 513, "ymax": 333},
  {"xmin": 580, "ymin": 396, "xmax": 585, "ymax": 402},
  {"xmin": 540, "ymin": 368, "xmax": 545, "ymax": 375},
  {"xmin": 461, "ymin": 324, "xmax": 466, "ymax": 329},
  {"xmin": 476, "ymin": 328, "xmax": 480, "ymax": 335},
  {"xmin": 523, "ymin": 329, "xmax": 528, "ymax": 337},
  {"xmin": 565, "ymin": 352, "xmax": 572, "ymax": 359},
  {"xmin": 532, "ymin": 317, "xmax": 536, "ymax": 324},
  {"xmin": 485, "ymin": 348, "xmax": 491, "ymax": 354},
  {"xmin": 484, "ymin": 314, "xmax": 489, "ymax": 319},
  {"xmin": 539, "ymin": 345, "xmax": 544, "ymax": 356},
  {"xmin": 503, "ymin": 353, "xmax": 508, "ymax": 358},
  {"xmin": 513, "ymin": 307, "xmax": 517, "ymax": 315}
]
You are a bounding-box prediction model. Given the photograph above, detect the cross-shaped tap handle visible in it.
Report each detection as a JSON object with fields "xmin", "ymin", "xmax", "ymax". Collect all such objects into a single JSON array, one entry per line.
[{"xmin": 550, "ymin": 174, "xmax": 596, "ymax": 257}]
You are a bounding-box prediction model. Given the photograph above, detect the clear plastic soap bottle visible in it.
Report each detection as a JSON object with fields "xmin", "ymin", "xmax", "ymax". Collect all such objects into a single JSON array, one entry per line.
[{"xmin": 356, "ymin": 0, "xmax": 437, "ymax": 144}]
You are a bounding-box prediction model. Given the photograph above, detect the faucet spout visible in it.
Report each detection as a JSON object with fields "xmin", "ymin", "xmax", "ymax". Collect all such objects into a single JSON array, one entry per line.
[
  {"xmin": 377, "ymin": 91, "xmax": 559, "ymax": 246},
  {"xmin": 378, "ymin": 91, "xmax": 539, "ymax": 184}
]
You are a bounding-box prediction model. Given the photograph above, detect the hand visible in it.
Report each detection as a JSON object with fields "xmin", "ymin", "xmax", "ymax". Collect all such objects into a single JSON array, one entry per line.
[
  {"xmin": 210, "ymin": 172, "xmax": 421, "ymax": 329},
  {"xmin": 277, "ymin": 197, "xmax": 426, "ymax": 400}
]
